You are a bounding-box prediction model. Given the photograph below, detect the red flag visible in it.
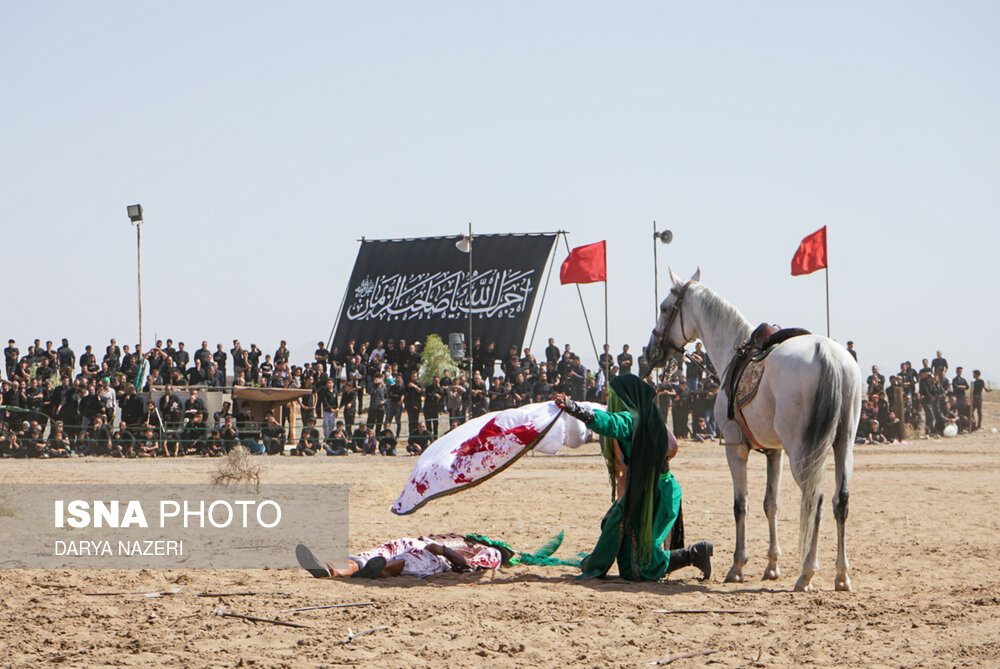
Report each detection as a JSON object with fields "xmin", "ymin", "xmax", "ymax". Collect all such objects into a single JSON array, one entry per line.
[
  {"xmin": 791, "ymin": 226, "xmax": 827, "ymax": 276},
  {"xmin": 560, "ymin": 241, "xmax": 607, "ymax": 284}
]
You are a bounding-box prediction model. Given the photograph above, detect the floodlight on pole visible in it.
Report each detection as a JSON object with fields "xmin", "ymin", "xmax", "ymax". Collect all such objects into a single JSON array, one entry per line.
[
  {"xmin": 127, "ymin": 204, "xmax": 144, "ymax": 354},
  {"xmin": 652, "ymin": 222, "xmax": 673, "ymax": 320}
]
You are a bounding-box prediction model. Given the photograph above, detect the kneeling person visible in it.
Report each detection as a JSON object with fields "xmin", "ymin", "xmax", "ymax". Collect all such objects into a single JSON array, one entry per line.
[{"xmin": 555, "ymin": 374, "xmax": 713, "ymax": 582}]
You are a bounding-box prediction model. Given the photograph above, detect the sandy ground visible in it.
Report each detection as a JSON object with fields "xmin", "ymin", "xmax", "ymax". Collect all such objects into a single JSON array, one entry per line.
[{"xmin": 1, "ymin": 408, "xmax": 998, "ymax": 668}]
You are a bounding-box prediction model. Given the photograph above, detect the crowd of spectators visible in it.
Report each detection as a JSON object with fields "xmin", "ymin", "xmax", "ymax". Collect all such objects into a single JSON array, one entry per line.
[
  {"xmin": 854, "ymin": 348, "xmax": 989, "ymax": 444},
  {"xmin": 0, "ymin": 335, "xmax": 988, "ymax": 458}
]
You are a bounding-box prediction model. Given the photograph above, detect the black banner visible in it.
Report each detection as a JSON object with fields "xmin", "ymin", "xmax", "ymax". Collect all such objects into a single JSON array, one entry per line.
[{"xmin": 332, "ymin": 234, "xmax": 556, "ymax": 357}]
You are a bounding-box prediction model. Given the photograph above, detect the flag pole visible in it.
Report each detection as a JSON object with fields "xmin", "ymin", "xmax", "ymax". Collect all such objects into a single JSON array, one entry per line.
[
  {"xmin": 604, "ymin": 277, "xmax": 609, "ymax": 378},
  {"xmin": 825, "ymin": 266, "xmax": 830, "ymax": 338}
]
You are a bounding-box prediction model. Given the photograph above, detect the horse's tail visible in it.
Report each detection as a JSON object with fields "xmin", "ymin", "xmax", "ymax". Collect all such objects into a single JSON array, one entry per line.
[{"xmin": 798, "ymin": 341, "xmax": 844, "ymax": 561}]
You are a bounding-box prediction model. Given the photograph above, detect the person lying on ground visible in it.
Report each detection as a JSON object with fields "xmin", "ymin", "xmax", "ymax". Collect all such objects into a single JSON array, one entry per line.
[{"xmin": 295, "ymin": 533, "xmax": 511, "ymax": 579}]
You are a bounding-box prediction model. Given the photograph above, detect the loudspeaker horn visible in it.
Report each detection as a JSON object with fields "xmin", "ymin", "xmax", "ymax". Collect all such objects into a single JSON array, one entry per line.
[
  {"xmin": 658, "ymin": 230, "xmax": 673, "ymax": 244},
  {"xmin": 455, "ymin": 236, "xmax": 471, "ymax": 253}
]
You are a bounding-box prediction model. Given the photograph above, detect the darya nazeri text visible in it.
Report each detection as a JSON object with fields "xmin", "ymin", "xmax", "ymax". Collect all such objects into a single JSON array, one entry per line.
[{"xmin": 54, "ymin": 540, "xmax": 183, "ymax": 556}]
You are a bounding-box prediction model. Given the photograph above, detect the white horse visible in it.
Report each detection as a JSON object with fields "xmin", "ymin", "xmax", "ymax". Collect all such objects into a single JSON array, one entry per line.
[{"xmin": 646, "ymin": 269, "xmax": 862, "ymax": 591}]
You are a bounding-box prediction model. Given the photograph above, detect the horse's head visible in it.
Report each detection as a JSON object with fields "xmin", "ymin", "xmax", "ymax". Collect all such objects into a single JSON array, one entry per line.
[{"xmin": 646, "ymin": 267, "xmax": 700, "ymax": 369}]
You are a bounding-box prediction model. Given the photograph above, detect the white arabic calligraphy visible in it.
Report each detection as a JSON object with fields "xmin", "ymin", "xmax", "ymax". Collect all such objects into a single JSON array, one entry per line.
[{"xmin": 346, "ymin": 269, "xmax": 536, "ymax": 322}]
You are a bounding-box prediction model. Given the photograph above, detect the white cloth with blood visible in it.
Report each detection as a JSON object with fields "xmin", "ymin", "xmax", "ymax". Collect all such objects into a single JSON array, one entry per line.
[{"xmin": 391, "ymin": 401, "xmax": 603, "ymax": 515}]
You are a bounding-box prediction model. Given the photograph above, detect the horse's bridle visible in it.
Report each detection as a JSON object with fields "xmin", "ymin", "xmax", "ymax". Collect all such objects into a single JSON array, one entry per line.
[{"xmin": 650, "ymin": 280, "xmax": 694, "ymax": 364}]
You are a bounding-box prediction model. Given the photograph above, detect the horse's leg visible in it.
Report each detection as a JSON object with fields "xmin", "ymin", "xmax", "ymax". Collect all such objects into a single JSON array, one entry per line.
[
  {"xmin": 724, "ymin": 443, "xmax": 751, "ymax": 583},
  {"xmin": 832, "ymin": 422, "xmax": 854, "ymax": 592},
  {"xmin": 762, "ymin": 449, "xmax": 783, "ymax": 580}
]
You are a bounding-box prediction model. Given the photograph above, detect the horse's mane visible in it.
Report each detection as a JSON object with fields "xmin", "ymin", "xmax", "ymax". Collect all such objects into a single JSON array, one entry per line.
[{"xmin": 692, "ymin": 283, "xmax": 754, "ymax": 347}]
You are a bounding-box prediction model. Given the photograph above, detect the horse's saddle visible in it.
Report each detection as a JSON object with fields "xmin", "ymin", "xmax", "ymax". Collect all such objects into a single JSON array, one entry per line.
[{"xmin": 725, "ymin": 323, "xmax": 811, "ymax": 420}]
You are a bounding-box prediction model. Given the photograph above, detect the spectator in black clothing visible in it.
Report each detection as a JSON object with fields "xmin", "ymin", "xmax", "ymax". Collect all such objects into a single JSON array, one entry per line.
[
  {"xmin": 692, "ymin": 416, "xmax": 714, "ymax": 442},
  {"xmin": 193, "ymin": 341, "xmax": 211, "ymax": 371},
  {"xmin": 273, "ymin": 340, "xmax": 290, "ymax": 367},
  {"xmin": 501, "ymin": 346, "xmax": 520, "ymax": 381},
  {"xmin": 598, "ymin": 344, "xmax": 613, "ymax": 381},
  {"xmin": 159, "ymin": 386, "xmax": 183, "ymax": 427},
  {"xmin": 918, "ymin": 371, "xmax": 940, "ymax": 435},
  {"xmin": 469, "ymin": 371, "xmax": 489, "ymax": 416},
  {"xmin": 294, "ymin": 419, "xmax": 322, "ymax": 456},
  {"xmin": 952, "ymin": 367, "xmax": 969, "ymax": 402},
  {"xmin": 57, "ymin": 338, "xmax": 75, "ymax": 379},
  {"xmin": 174, "ymin": 341, "xmax": 190, "ymax": 371},
  {"xmin": 261, "ymin": 414, "xmax": 285, "ymax": 455},
  {"xmin": 566, "ymin": 355, "xmax": 587, "ymax": 402},
  {"xmin": 340, "ymin": 381, "xmax": 358, "ymax": 431},
  {"xmin": 179, "ymin": 412, "xmax": 207, "ymax": 455},
  {"xmin": 672, "ymin": 379, "xmax": 690, "ymax": 438},
  {"xmin": 556, "ymin": 351, "xmax": 573, "ymax": 383},
  {"xmin": 259, "ymin": 355, "xmax": 274, "ymax": 386},
  {"xmin": 351, "ymin": 424, "xmax": 372, "ymax": 454},
  {"xmin": 971, "ymin": 370, "xmax": 989, "ymax": 430},
  {"xmin": 865, "ymin": 365, "xmax": 885, "ymax": 399},
  {"xmin": 83, "ymin": 415, "xmax": 118, "ymax": 456},
  {"xmin": 883, "ymin": 411, "xmax": 903, "ymax": 442},
  {"xmin": 184, "ymin": 389, "xmax": 208, "ymax": 423},
  {"xmin": 423, "ymin": 376, "xmax": 443, "ymax": 436},
  {"xmin": 206, "ymin": 362, "xmax": 224, "ymax": 387},
  {"xmin": 47, "ymin": 423, "xmax": 72, "ymax": 457},
  {"xmin": 404, "ymin": 371, "xmax": 424, "ymax": 434},
  {"xmin": 617, "ymin": 345, "xmax": 633, "ymax": 376},
  {"xmin": 247, "ymin": 344, "xmax": 262, "ymax": 383},
  {"xmin": 314, "ymin": 341, "xmax": 329, "ymax": 374},
  {"xmin": 544, "ymin": 338, "xmax": 560, "ymax": 366},
  {"xmin": 231, "ymin": 341, "xmax": 248, "ymax": 380},
  {"xmin": 407, "ymin": 421, "xmax": 433, "ymax": 455},
  {"xmin": 213, "ymin": 344, "xmax": 228, "ymax": 383},
  {"xmin": 386, "ymin": 375, "xmax": 404, "ymax": 436},
  {"xmin": 846, "ymin": 341, "xmax": 857, "ymax": 361},
  {"xmin": 185, "ymin": 360, "xmax": 204, "ymax": 386},
  {"xmin": 4, "ymin": 339, "xmax": 18, "ymax": 380},
  {"xmin": 638, "ymin": 346, "xmax": 651, "ymax": 380},
  {"xmin": 532, "ymin": 372, "xmax": 552, "ymax": 404},
  {"xmin": 446, "ymin": 376, "xmax": 467, "ymax": 425},
  {"xmin": 482, "ymin": 341, "xmax": 497, "ymax": 378},
  {"xmin": 316, "ymin": 378, "xmax": 339, "ymax": 437},
  {"xmin": 488, "ymin": 376, "xmax": 506, "ymax": 411},
  {"xmin": 378, "ymin": 427, "xmax": 397, "ymax": 456},
  {"xmin": 324, "ymin": 424, "xmax": 349, "ymax": 455},
  {"xmin": 140, "ymin": 400, "xmax": 162, "ymax": 434},
  {"xmin": 931, "ymin": 350, "xmax": 948, "ymax": 376},
  {"xmin": 219, "ymin": 416, "xmax": 240, "ymax": 454},
  {"xmin": 79, "ymin": 386, "xmax": 101, "ymax": 428}
]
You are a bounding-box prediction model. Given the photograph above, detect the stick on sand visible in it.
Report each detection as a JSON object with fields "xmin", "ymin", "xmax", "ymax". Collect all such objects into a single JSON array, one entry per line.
[
  {"xmin": 652, "ymin": 609, "xmax": 755, "ymax": 615},
  {"xmin": 278, "ymin": 602, "xmax": 374, "ymax": 613},
  {"xmin": 648, "ymin": 648, "xmax": 720, "ymax": 665}
]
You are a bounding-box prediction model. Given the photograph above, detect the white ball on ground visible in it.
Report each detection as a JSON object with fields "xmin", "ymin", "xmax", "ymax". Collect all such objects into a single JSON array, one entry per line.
[{"xmin": 942, "ymin": 423, "xmax": 958, "ymax": 438}]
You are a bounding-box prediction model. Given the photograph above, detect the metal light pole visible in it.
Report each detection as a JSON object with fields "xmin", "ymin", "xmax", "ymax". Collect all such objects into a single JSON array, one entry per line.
[
  {"xmin": 455, "ymin": 223, "xmax": 474, "ymax": 375},
  {"xmin": 652, "ymin": 221, "xmax": 673, "ymax": 318},
  {"xmin": 127, "ymin": 204, "xmax": 144, "ymax": 352}
]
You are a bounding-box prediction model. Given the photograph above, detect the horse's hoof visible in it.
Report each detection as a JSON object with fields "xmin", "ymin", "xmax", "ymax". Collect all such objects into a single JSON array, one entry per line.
[
  {"xmin": 724, "ymin": 568, "xmax": 744, "ymax": 584},
  {"xmin": 834, "ymin": 576, "xmax": 852, "ymax": 592},
  {"xmin": 762, "ymin": 566, "xmax": 780, "ymax": 581},
  {"xmin": 793, "ymin": 576, "xmax": 815, "ymax": 592}
]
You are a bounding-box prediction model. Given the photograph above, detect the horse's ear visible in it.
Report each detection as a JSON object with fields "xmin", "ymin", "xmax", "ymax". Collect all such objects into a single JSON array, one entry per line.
[
  {"xmin": 690, "ymin": 267, "xmax": 701, "ymax": 282},
  {"xmin": 668, "ymin": 267, "xmax": 682, "ymax": 285}
]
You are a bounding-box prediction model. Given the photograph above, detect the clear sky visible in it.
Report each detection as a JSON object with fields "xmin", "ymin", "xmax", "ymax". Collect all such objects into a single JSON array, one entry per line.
[{"xmin": 2, "ymin": 2, "xmax": 997, "ymax": 380}]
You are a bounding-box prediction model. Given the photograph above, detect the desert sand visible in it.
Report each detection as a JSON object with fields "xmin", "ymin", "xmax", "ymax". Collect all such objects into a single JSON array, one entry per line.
[{"xmin": 1, "ymin": 406, "xmax": 997, "ymax": 668}]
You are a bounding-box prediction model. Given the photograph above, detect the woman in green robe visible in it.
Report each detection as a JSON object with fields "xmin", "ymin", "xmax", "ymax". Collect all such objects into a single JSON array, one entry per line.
[{"xmin": 556, "ymin": 374, "xmax": 713, "ymax": 581}]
